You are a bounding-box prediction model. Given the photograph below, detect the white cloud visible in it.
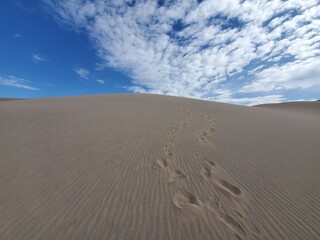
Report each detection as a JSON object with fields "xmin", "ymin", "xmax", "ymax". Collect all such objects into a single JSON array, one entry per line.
[
  {"xmin": 241, "ymin": 59, "xmax": 320, "ymax": 93},
  {"xmin": 216, "ymin": 94, "xmax": 286, "ymax": 106},
  {"xmin": 32, "ymin": 54, "xmax": 46, "ymax": 62},
  {"xmin": 219, "ymin": 95, "xmax": 317, "ymax": 106},
  {"xmin": 127, "ymin": 85, "xmax": 147, "ymax": 93},
  {"xmin": 97, "ymin": 79, "xmax": 105, "ymax": 84},
  {"xmin": 14, "ymin": 33, "xmax": 22, "ymax": 38},
  {"xmin": 74, "ymin": 67, "xmax": 89, "ymax": 79},
  {"xmin": 194, "ymin": 88, "xmax": 286, "ymax": 106},
  {"xmin": 44, "ymin": 0, "xmax": 320, "ymax": 104},
  {"xmin": 0, "ymin": 76, "xmax": 39, "ymax": 90}
]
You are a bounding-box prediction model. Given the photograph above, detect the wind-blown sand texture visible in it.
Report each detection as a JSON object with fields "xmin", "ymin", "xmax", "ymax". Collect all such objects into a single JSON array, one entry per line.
[{"xmin": 0, "ymin": 95, "xmax": 319, "ymax": 240}]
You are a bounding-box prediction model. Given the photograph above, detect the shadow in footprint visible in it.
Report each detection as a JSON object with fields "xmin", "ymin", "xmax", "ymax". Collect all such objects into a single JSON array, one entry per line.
[
  {"xmin": 201, "ymin": 166, "xmax": 212, "ymax": 178},
  {"xmin": 169, "ymin": 170, "xmax": 187, "ymax": 184},
  {"xmin": 172, "ymin": 190, "xmax": 202, "ymax": 221},
  {"xmin": 174, "ymin": 170, "xmax": 186, "ymax": 179},
  {"xmin": 204, "ymin": 159, "xmax": 216, "ymax": 167},
  {"xmin": 164, "ymin": 148, "xmax": 174, "ymax": 158},
  {"xmin": 156, "ymin": 158, "xmax": 168, "ymax": 169},
  {"xmin": 173, "ymin": 190, "xmax": 200, "ymax": 208},
  {"xmin": 220, "ymin": 213, "xmax": 246, "ymax": 237},
  {"xmin": 209, "ymin": 127, "xmax": 215, "ymax": 132},
  {"xmin": 208, "ymin": 194, "xmax": 220, "ymax": 210},
  {"xmin": 220, "ymin": 180, "xmax": 241, "ymax": 195}
]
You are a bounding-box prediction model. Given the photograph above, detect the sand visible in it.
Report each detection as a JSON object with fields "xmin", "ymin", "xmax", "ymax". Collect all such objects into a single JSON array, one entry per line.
[
  {"xmin": 0, "ymin": 94, "xmax": 319, "ymax": 240},
  {"xmin": 255, "ymin": 101, "xmax": 320, "ymax": 117},
  {"xmin": 0, "ymin": 98, "xmax": 24, "ymax": 102}
]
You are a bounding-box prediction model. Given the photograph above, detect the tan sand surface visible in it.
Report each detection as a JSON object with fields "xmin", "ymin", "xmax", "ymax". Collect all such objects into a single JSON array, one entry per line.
[
  {"xmin": 0, "ymin": 98, "xmax": 24, "ymax": 102},
  {"xmin": 0, "ymin": 94, "xmax": 319, "ymax": 240},
  {"xmin": 255, "ymin": 101, "xmax": 320, "ymax": 116}
]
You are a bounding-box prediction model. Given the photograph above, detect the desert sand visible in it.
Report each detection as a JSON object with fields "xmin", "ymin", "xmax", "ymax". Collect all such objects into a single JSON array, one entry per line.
[
  {"xmin": 0, "ymin": 98, "xmax": 24, "ymax": 102},
  {"xmin": 0, "ymin": 94, "xmax": 319, "ymax": 240}
]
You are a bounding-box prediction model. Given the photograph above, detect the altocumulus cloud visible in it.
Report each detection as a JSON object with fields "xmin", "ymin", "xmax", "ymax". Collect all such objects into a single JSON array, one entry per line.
[
  {"xmin": 74, "ymin": 67, "xmax": 90, "ymax": 79},
  {"xmin": 0, "ymin": 76, "xmax": 39, "ymax": 90},
  {"xmin": 44, "ymin": 0, "xmax": 320, "ymax": 105},
  {"xmin": 32, "ymin": 53, "xmax": 47, "ymax": 63}
]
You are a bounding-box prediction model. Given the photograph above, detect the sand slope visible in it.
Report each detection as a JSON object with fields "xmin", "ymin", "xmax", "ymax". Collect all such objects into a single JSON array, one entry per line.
[
  {"xmin": 255, "ymin": 101, "xmax": 320, "ymax": 116},
  {"xmin": 0, "ymin": 94, "xmax": 319, "ymax": 240},
  {"xmin": 0, "ymin": 98, "xmax": 24, "ymax": 102}
]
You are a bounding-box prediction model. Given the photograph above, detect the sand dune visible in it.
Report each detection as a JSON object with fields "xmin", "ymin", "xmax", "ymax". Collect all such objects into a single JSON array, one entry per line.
[
  {"xmin": 0, "ymin": 98, "xmax": 24, "ymax": 102},
  {"xmin": 255, "ymin": 101, "xmax": 320, "ymax": 116},
  {"xmin": 0, "ymin": 94, "xmax": 319, "ymax": 240}
]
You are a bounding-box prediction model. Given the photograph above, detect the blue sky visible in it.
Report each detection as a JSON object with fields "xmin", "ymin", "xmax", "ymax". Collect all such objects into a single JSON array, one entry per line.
[{"xmin": 1, "ymin": 0, "xmax": 319, "ymax": 105}]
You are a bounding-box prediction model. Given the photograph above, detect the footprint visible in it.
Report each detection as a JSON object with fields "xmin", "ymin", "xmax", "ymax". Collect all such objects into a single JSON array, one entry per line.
[
  {"xmin": 201, "ymin": 166, "xmax": 212, "ymax": 178},
  {"xmin": 234, "ymin": 210, "xmax": 245, "ymax": 219},
  {"xmin": 169, "ymin": 170, "xmax": 187, "ymax": 184},
  {"xmin": 174, "ymin": 170, "xmax": 186, "ymax": 179},
  {"xmin": 199, "ymin": 136, "xmax": 207, "ymax": 142},
  {"xmin": 200, "ymin": 130, "xmax": 209, "ymax": 136},
  {"xmin": 164, "ymin": 148, "xmax": 174, "ymax": 158},
  {"xmin": 218, "ymin": 186, "xmax": 233, "ymax": 200},
  {"xmin": 156, "ymin": 158, "xmax": 168, "ymax": 169},
  {"xmin": 204, "ymin": 159, "xmax": 216, "ymax": 167},
  {"xmin": 209, "ymin": 127, "xmax": 215, "ymax": 132},
  {"xmin": 173, "ymin": 190, "xmax": 200, "ymax": 208},
  {"xmin": 173, "ymin": 190, "xmax": 202, "ymax": 220},
  {"xmin": 208, "ymin": 117, "xmax": 216, "ymax": 123},
  {"xmin": 220, "ymin": 180, "xmax": 241, "ymax": 195},
  {"xmin": 199, "ymin": 135, "xmax": 213, "ymax": 145},
  {"xmin": 172, "ymin": 125, "xmax": 179, "ymax": 131},
  {"xmin": 208, "ymin": 195, "xmax": 220, "ymax": 210},
  {"xmin": 200, "ymin": 158, "xmax": 216, "ymax": 179},
  {"xmin": 234, "ymin": 211, "xmax": 261, "ymax": 237},
  {"xmin": 170, "ymin": 170, "xmax": 186, "ymax": 179},
  {"xmin": 251, "ymin": 223, "xmax": 261, "ymax": 237},
  {"xmin": 220, "ymin": 213, "xmax": 246, "ymax": 237}
]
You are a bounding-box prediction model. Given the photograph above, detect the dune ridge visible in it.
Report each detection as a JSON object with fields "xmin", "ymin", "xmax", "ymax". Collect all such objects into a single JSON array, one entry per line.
[{"xmin": 0, "ymin": 94, "xmax": 319, "ymax": 240}]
